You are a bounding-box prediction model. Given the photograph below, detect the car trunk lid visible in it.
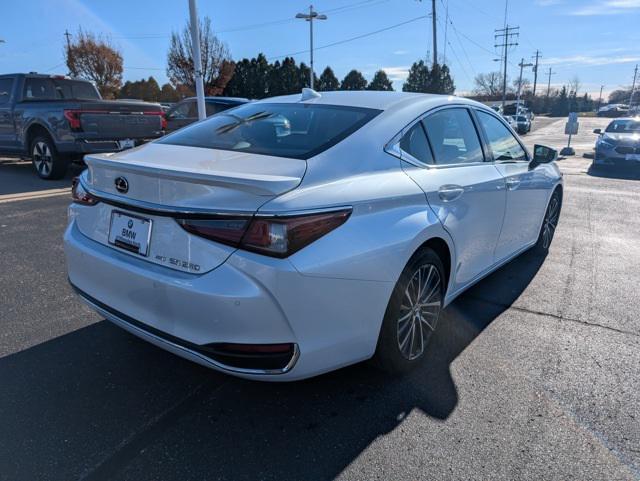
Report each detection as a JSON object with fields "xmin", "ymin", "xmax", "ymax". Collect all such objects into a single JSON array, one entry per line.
[{"xmin": 76, "ymin": 143, "xmax": 306, "ymax": 273}]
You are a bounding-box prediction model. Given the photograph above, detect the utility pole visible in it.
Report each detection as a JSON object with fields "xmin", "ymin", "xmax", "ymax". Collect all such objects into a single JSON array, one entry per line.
[
  {"xmin": 495, "ymin": 25, "xmax": 519, "ymax": 112},
  {"xmin": 531, "ymin": 49, "xmax": 541, "ymax": 96},
  {"xmin": 516, "ymin": 58, "xmax": 533, "ymax": 110},
  {"xmin": 188, "ymin": 0, "xmax": 206, "ymax": 120},
  {"xmin": 296, "ymin": 5, "xmax": 327, "ymax": 90},
  {"xmin": 431, "ymin": 0, "xmax": 437, "ymax": 66},
  {"xmin": 545, "ymin": 67, "xmax": 556, "ymax": 112},
  {"xmin": 442, "ymin": 0, "xmax": 448, "ymax": 66},
  {"xmin": 629, "ymin": 64, "xmax": 638, "ymax": 107},
  {"xmin": 64, "ymin": 30, "xmax": 72, "ymax": 53},
  {"xmin": 596, "ymin": 85, "xmax": 604, "ymax": 112}
]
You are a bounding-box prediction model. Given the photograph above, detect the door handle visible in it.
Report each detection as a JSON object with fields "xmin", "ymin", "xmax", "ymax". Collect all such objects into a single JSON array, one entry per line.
[
  {"xmin": 505, "ymin": 177, "xmax": 521, "ymax": 190},
  {"xmin": 438, "ymin": 184, "xmax": 465, "ymax": 202}
]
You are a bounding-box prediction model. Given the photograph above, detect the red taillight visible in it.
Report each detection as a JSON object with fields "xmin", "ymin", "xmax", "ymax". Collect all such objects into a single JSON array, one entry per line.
[
  {"xmin": 176, "ymin": 209, "xmax": 351, "ymax": 258},
  {"xmin": 176, "ymin": 217, "xmax": 251, "ymax": 247},
  {"xmin": 63, "ymin": 109, "xmax": 82, "ymax": 130},
  {"xmin": 71, "ymin": 177, "xmax": 99, "ymax": 205},
  {"xmin": 143, "ymin": 110, "xmax": 166, "ymax": 130}
]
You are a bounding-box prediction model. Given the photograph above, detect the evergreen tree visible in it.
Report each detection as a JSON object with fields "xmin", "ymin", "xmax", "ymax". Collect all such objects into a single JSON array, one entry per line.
[
  {"xmin": 429, "ymin": 63, "xmax": 455, "ymax": 94},
  {"xmin": 368, "ymin": 70, "xmax": 393, "ymax": 91},
  {"xmin": 279, "ymin": 57, "xmax": 302, "ymax": 95},
  {"xmin": 145, "ymin": 76, "xmax": 161, "ymax": 101},
  {"xmin": 551, "ymin": 86, "xmax": 569, "ymax": 116},
  {"xmin": 159, "ymin": 83, "xmax": 178, "ymax": 102},
  {"xmin": 340, "ymin": 69, "xmax": 368, "ymax": 90},
  {"xmin": 403, "ymin": 60, "xmax": 430, "ymax": 92},
  {"xmin": 317, "ymin": 66, "xmax": 339, "ymax": 91}
]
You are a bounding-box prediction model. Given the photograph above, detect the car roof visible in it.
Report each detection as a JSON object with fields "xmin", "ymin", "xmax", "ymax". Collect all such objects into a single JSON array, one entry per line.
[
  {"xmin": 253, "ymin": 90, "xmax": 488, "ymax": 116},
  {"xmin": 182, "ymin": 96, "xmax": 249, "ymax": 103}
]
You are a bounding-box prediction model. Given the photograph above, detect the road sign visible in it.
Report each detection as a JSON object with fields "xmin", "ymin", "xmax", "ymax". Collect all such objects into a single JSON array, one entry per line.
[{"xmin": 561, "ymin": 112, "xmax": 579, "ymax": 155}]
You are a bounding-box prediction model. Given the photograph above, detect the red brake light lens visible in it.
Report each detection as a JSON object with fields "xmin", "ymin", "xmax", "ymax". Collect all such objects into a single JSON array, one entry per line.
[
  {"xmin": 63, "ymin": 109, "xmax": 82, "ymax": 130},
  {"xmin": 176, "ymin": 209, "xmax": 351, "ymax": 258},
  {"xmin": 71, "ymin": 177, "xmax": 99, "ymax": 205},
  {"xmin": 176, "ymin": 217, "xmax": 251, "ymax": 248}
]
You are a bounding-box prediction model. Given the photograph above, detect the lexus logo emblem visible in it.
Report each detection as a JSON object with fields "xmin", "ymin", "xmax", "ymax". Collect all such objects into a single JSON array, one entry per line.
[{"xmin": 115, "ymin": 176, "xmax": 129, "ymax": 193}]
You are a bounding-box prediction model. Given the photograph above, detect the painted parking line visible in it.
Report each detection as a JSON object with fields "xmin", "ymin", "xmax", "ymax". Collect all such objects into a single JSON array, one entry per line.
[{"xmin": 0, "ymin": 188, "xmax": 71, "ymax": 204}]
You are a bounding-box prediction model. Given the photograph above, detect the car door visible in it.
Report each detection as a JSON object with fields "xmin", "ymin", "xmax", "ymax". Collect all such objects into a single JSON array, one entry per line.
[
  {"xmin": 474, "ymin": 109, "xmax": 548, "ymax": 261},
  {"xmin": 0, "ymin": 77, "xmax": 16, "ymax": 150},
  {"xmin": 397, "ymin": 106, "xmax": 507, "ymax": 292},
  {"xmin": 166, "ymin": 100, "xmax": 197, "ymax": 132}
]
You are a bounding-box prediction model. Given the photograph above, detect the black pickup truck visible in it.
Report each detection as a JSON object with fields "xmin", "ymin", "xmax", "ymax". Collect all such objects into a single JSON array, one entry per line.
[{"xmin": 0, "ymin": 73, "xmax": 166, "ymax": 179}]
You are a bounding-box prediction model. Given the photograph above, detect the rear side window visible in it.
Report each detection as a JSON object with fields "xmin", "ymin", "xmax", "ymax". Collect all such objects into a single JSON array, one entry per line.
[
  {"xmin": 24, "ymin": 78, "xmax": 57, "ymax": 100},
  {"xmin": 399, "ymin": 122, "xmax": 433, "ymax": 164},
  {"xmin": 159, "ymin": 103, "xmax": 381, "ymax": 160},
  {"xmin": 476, "ymin": 111, "xmax": 527, "ymax": 161},
  {"xmin": 422, "ymin": 108, "xmax": 484, "ymax": 165},
  {"xmin": 23, "ymin": 78, "xmax": 100, "ymax": 100},
  {"xmin": 0, "ymin": 78, "xmax": 13, "ymax": 104}
]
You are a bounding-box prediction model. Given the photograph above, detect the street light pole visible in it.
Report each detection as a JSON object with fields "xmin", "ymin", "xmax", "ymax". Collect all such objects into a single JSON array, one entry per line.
[
  {"xmin": 629, "ymin": 64, "xmax": 638, "ymax": 108},
  {"xmin": 188, "ymin": 0, "xmax": 206, "ymax": 121},
  {"xmin": 296, "ymin": 5, "xmax": 327, "ymax": 90},
  {"xmin": 596, "ymin": 85, "xmax": 604, "ymax": 112}
]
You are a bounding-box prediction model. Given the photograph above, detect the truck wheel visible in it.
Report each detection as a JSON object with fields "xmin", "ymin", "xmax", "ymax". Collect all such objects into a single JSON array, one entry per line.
[{"xmin": 31, "ymin": 136, "xmax": 68, "ymax": 180}]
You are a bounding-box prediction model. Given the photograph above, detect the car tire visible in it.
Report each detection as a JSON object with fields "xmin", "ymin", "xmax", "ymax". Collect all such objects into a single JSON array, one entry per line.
[
  {"xmin": 373, "ymin": 247, "xmax": 445, "ymax": 374},
  {"xmin": 534, "ymin": 189, "xmax": 561, "ymax": 252},
  {"xmin": 31, "ymin": 135, "xmax": 68, "ymax": 180}
]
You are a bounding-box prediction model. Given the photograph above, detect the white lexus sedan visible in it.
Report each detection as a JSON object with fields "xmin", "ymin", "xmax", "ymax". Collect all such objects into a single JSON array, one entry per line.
[{"xmin": 65, "ymin": 90, "xmax": 562, "ymax": 381}]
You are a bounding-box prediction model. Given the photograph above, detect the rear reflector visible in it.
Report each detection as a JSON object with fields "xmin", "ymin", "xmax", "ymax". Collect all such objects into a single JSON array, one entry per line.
[
  {"xmin": 201, "ymin": 343, "xmax": 297, "ymax": 371},
  {"xmin": 176, "ymin": 208, "xmax": 351, "ymax": 258}
]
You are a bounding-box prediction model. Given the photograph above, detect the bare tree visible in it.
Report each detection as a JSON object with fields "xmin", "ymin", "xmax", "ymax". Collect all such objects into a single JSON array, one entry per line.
[
  {"xmin": 65, "ymin": 29, "xmax": 123, "ymax": 98},
  {"xmin": 167, "ymin": 16, "xmax": 234, "ymax": 95},
  {"xmin": 473, "ymin": 72, "xmax": 505, "ymax": 97},
  {"xmin": 568, "ymin": 76, "xmax": 581, "ymax": 95}
]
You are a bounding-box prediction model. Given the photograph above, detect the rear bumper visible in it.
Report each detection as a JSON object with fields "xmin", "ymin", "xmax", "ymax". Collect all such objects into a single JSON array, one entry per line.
[
  {"xmin": 64, "ymin": 219, "xmax": 392, "ymax": 381},
  {"xmin": 57, "ymin": 138, "xmax": 160, "ymax": 156},
  {"xmin": 594, "ymin": 148, "xmax": 640, "ymax": 167}
]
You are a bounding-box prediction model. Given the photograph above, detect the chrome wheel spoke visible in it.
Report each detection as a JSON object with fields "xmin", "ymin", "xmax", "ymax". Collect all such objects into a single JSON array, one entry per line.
[{"xmin": 396, "ymin": 263, "xmax": 442, "ymax": 361}]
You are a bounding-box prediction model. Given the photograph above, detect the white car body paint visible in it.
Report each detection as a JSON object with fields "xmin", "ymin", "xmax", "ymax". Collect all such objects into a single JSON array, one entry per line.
[{"xmin": 64, "ymin": 91, "xmax": 562, "ymax": 381}]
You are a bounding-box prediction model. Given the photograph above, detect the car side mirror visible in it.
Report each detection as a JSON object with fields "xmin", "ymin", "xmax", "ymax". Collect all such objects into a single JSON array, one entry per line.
[
  {"xmin": 529, "ymin": 144, "xmax": 558, "ymax": 170},
  {"xmin": 593, "ymin": 128, "xmax": 601, "ymax": 134}
]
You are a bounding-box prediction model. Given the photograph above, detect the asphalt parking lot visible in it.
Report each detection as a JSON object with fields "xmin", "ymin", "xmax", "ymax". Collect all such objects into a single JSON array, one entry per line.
[{"xmin": 1, "ymin": 117, "xmax": 639, "ymax": 481}]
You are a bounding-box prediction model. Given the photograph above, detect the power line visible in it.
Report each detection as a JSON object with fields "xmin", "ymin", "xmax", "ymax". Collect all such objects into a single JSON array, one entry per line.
[
  {"xmin": 112, "ymin": 0, "xmax": 389, "ymax": 39},
  {"xmin": 268, "ymin": 15, "xmax": 428, "ymax": 60}
]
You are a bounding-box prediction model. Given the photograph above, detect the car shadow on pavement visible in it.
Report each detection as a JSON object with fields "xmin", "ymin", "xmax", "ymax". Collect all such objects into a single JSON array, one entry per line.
[
  {"xmin": 0, "ymin": 249, "xmax": 547, "ymax": 481},
  {"xmin": 587, "ymin": 164, "xmax": 640, "ymax": 181},
  {"xmin": 0, "ymin": 160, "xmax": 84, "ymax": 195}
]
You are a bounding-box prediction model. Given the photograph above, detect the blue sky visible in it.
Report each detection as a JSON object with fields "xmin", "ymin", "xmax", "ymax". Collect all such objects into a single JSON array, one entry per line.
[{"xmin": 1, "ymin": 0, "xmax": 639, "ymax": 98}]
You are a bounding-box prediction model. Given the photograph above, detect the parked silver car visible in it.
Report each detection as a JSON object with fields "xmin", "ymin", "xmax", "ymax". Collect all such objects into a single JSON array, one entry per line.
[{"xmin": 66, "ymin": 91, "xmax": 563, "ymax": 380}]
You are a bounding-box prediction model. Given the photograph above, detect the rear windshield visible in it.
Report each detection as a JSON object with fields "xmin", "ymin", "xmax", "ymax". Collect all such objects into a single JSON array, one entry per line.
[
  {"xmin": 23, "ymin": 78, "xmax": 100, "ymax": 100},
  {"xmin": 605, "ymin": 119, "xmax": 640, "ymax": 133},
  {"xmin": 158, "ymin": 102, "xmax": 381, "ymax": 159}
]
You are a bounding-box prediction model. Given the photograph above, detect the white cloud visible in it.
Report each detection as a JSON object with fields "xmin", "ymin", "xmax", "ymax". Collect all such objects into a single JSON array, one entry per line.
[
  {"xmin": 382, "ymin": 66, "xmax": 410, "ymax": 82},
  {"xmin": 393, "ymin": 50, "xmax": 408, "ymax": 55},
  {"xmin": 535, "ymin": 0, "xmax": 563, "ymax": 5},
  {"xmin": 544, "ymin": 54, "xmax": 640, "ymax": 66},
  {"xmin": 571, "ymin": 0, "xmax": 640, "ymax": 15}
]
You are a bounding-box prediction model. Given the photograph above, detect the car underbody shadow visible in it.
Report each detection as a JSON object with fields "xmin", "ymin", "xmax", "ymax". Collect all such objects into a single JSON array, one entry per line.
[
  {"xmin": 587, "ymin": 164, "xmax": 640, "ymax": 180},
  {"xmin": 1, "ymin": 249, "xmax": 547, "ymax": 481}
]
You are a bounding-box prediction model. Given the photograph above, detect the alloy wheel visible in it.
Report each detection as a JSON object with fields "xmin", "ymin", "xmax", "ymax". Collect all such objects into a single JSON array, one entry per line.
[
  {"xmin": 33, "ymin": 141, "xmax": 53, "ymax": 178},
  {"xmin": 397, "ymin": 263, "xmax": 442, "ymax": 360},
  {"xmin": 542, "ymin": 195, "xmax": 560, "ymax": 249}
]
